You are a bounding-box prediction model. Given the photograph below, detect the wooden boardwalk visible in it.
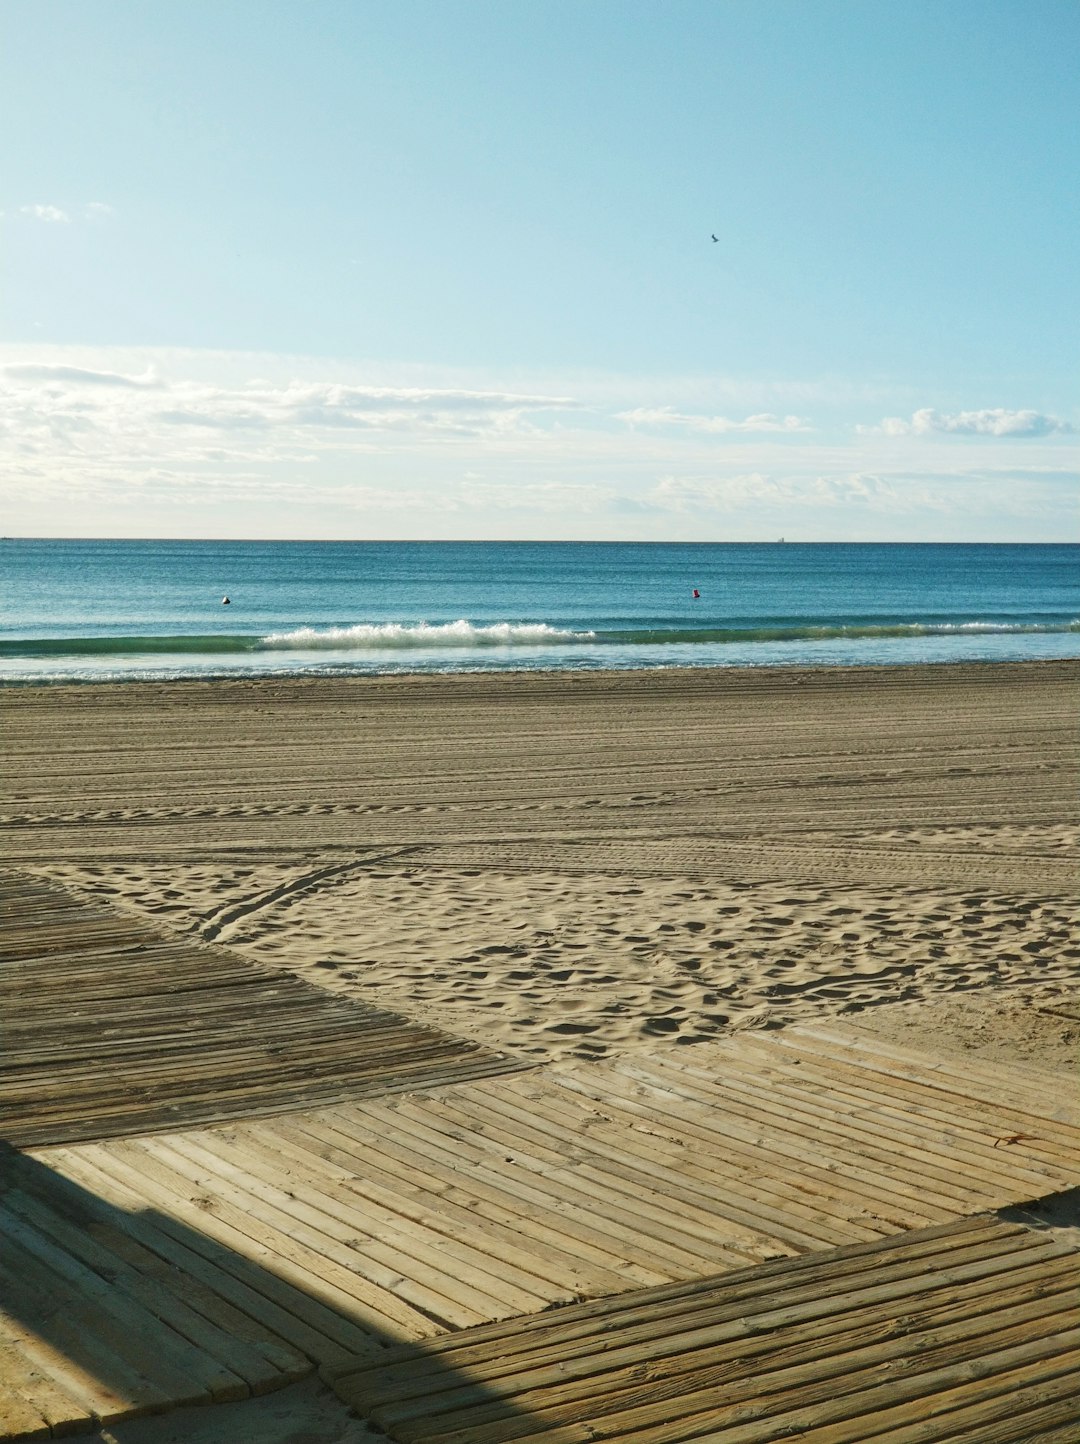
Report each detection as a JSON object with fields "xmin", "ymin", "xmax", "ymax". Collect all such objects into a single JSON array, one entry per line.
[
  {"xmin": 0, "ymin": 873, "xmax": 521, "ymax": 1146},
  {"xmin": 330, "ymin": 1214, "xmax": 1080, "ymax": 1443},
  {"xmin": 25, "ymin": 1022, "xmax": 1080, "ymax": 1348},
  {"xmin": 3, "ymin": 870, "xmax": 1080, "ymax": 1440},
  {"xmin": 3, "ymin": 1020, "xmax": 1078, "ymax": 1437},
  {"xmin": 0, "ymin": 1144, "xmax": 356, "ymax": 1438}
]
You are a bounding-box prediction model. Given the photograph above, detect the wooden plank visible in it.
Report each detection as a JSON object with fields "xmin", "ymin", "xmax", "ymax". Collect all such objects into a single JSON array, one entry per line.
[
  {"xmin": 795, "ymin": 1015, "xmax": 1080, "ymax": 1099},
  {"xmin": 407, "ymin": 1293, "xmax": 1080, "ymax": 1444},
  {"xmin": 327, "ymin": 1222, "xmax": 1080, "ymax": 1444},
  {"xmin": 0, "ymin": 875, "xmax": 521, "ymax": 1146},
  {"xmin": 614, "ymin": 1057, "xmax": 1064, "ymax": 1212},
  {"xmin": 0, "ymin": 1235, "xmax": 215, "ymax": 1423},
  {"xmin": 2, "ymin": 1182, "xmax": 273, "ymax": 1396},
  {"xmin": 0, "ymin": 1337, "xmax": 95, "ymax": 1439},
  {"xmin": 114, "ymin": 1135, "xmax": 456, "ymax": 1333},
  {"xmin": 404, "ymin": 1320, "xmax": 1080, "ymax": 1444},
  {"xmin": 0, "ymin": 1379, "xmax": 52, "ymax": 1442},
  {"xmin": 552, "ymin": 1064, "xmax": 961, "ymax": 1227},
  {"xmin": 1, "ymin": 1300, "xmax": 212, "ymax": 1431},
  {"xmin": 1, "ymin": 1155, "xmax": 306, "ymax": 1396},
  {"xmin": 439, "ymin": 1080, "xmax": 882, "ymax": 1248},
  {"xmin": 674, "ymin": 1347, "xmax": 1080, "ymax": 1444},
  {"xmin": 11, "ymin": 1063, "xmax": 519, "ymax": 1149},
  {"xmin": 164, "ymin": 1128, "xmax": 563, "ymax": 1320},
  {"xmin": 483, "ymin": 1345, "xmax": 1080, "ymax": 1444},
  {"xmin": 348, "ymin": 1243, "xmax": 1072, "ymax": 1426},
  {"xmin": 622, "ymin": 1046, "xmax": 1077, "ymax": 1198},
  {"xmin": 324, "ymin": 1217, "xmax": 1021, "ymax": 1383},
  {"xmin": 1, "ymin": 1029, "xmax": 488, "ymax": 1101},
  {"xmin": 332, "ymin": 1223, "xmax": 1056, "ymax": 1398},
  {"xmin": 385, "ymin": 1091, "xmax": 799, "ymax": 1262},
  {"xmin": 698, "ymin": 1038, "xmax": 1080, "ymax": 1174},
  {"xmin": 1, "ymin": 1047, "xmax": 493, "ymax": 1116},
  {"xmin": 3, "ymin": 1057, "xmax": 522, "ymax": 1148},
  {"xmin": 367, "ymin": 1259, "xmax": 1079, "ymax": 1438},
  {"xmin": 44, "ymin": 1145, "xmax": 369, "ymax": 1367},
  {"xmin": 796, "ymin": 1373, "xmax": 1080, "ymax": 1442},
  {"xmin": 0, "ymin": 1198, "xmax": 250, "ymax": 1409},
  {"xmin": 241, "ymin": 1117, "xmax": 638, "ymax": 1301},
  {"xmin": 735, "ymin": 1032, "xmax": 1080, "ymax": 1164},
  {"xmin": 334, "ymin": 1125, "xmax": 716, "ymax": 1282},
  {"xmin": 52, "ymin": 1140, "xmax": 416, "ymax": 1356},
  {"xmin": 663, "ymin": 1033, "xmax": 1070, "ymax": 1174},
  {"xmin": 596, "ymin": 1063, "xmax": 971, "ymax": 1223},
  {"xmin": 317, "ymin": 1104, "xmax": 711, "ymax": 1280},
  {"xmin": 382, "ymin": 1103, "xmax": 780, "ymax": 1269},
  {"xmin": 781, "ymin": 1024, "xmax": 1080, "ymax": 1127}
]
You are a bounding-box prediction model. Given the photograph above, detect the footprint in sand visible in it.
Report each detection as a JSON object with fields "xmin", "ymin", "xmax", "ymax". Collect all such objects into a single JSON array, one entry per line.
[{"xmin": 39, "ymin": 862, "xmax": 1079, "ymax": 1066}]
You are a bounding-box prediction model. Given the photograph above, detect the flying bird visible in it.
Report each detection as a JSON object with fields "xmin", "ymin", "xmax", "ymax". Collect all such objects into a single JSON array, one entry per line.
[{"xmin": 711, "ymin": 234, "xmax": 719, "ymax": 242}]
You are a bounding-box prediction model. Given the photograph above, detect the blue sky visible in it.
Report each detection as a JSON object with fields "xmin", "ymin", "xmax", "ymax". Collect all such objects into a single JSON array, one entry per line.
[{"xmin": 1, "ymin": 0, "xmax": 1076, "ymax": 539}]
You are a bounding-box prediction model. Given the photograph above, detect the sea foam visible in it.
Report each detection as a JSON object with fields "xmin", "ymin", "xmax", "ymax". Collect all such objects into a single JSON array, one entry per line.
[{"xmin": 259, "ymin": 620, "xmax": 596, "ymax": 649}]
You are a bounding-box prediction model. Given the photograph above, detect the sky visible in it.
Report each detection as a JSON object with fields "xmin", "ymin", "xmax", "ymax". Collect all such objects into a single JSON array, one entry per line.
[{"xmin": 1, "ymin": 0, "xmax": 1076, "ymax": 541}]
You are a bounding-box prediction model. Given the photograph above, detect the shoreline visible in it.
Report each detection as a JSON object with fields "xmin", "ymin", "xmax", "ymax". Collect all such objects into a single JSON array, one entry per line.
[{"xmin": 2, "ymin": 651, "xmax": 1078, "ymax": 692}]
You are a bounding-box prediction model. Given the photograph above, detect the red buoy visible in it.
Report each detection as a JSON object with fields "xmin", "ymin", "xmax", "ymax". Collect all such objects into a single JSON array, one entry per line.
[{"xmin": 692, "ymin": 589, "xmax": 700, "ymax": 599}]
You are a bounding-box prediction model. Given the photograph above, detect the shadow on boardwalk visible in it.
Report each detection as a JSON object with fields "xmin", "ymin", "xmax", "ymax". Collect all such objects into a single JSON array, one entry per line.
[
  {"xmin": 6, "ymin": 1147, "xmax": 1080, "ymax": 1443},
  {"xmin": 0, "ymin": 1145, "xmax": 544, "ymax": 1440}
]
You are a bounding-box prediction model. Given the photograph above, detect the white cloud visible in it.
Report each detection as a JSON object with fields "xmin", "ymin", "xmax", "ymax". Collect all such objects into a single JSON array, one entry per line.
[
  {"xmin": 618, "ymin": 407, "xmax": 810, "ymax": 434},
  {"xmin": 872, "ymin": 407, "xmax": 1073, "ymax": 438},
  {"xmin": 2, "ymin": 363, "xmax": 158, "ymax": 388},
  {"xmin": 19, "ymin": 204, "xmax": 70, "ymax": 223},
  {"xmin": 9, "ymin": 202, "xmax": 113, "ymax": 224},
  {"xmin": 651, "ymin": 471, "xmax": 893, "ymax": 512},
  {"xmin": 149, "ymin": 381, "xmax": 579, "ymax": 435},
  {"xmin": 645, "ymin": 466, "xmax": 1074, "ymax": 524},
  {"xmin": 653, "ymin": 472, "xmax": 773, "ymax": 510},
  {"xmin": 0, "ymin": 369, "xmax": 576, "ymax": 443},
  {"xmin": 460, "ymin": 480, "xmax": 616, "ymax": 512},
  {"xmin": 0, "ymin": 368, "xmax": 591, "ymax": 502},
  {"xmin": 1, "ymin": 347, "xmax": 1075, "ymax": 540}
]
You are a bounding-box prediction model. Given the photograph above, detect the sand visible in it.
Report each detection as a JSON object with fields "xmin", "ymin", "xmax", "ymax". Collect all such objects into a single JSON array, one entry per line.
[
  {"xmin": 2, "ymin": 659, "xmax": 1077, "ymax": 1441},
  {"xmin": 4, "ymin": 660, "xmax": 1076, "ymax": 1070}
]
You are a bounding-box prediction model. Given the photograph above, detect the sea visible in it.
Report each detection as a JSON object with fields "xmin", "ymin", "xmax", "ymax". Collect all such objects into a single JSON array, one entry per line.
[{"xmin": 1, "ymin": 539, "xmax": 1077, "ymax": 684}]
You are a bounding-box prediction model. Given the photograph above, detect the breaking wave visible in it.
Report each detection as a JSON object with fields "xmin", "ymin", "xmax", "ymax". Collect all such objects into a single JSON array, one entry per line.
[
  {"xmin": 260, "ymin": 620, "xmax": 594, "ymax": 649},
  {"xmin": 1, "ymin": 617, "xmax": 1078, "ymax": 662}
]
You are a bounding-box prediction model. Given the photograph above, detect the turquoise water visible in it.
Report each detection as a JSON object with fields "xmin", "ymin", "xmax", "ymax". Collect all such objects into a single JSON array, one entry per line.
[{"xmin": 1, "ymin": 540, "xmax": 1076, "ymax": 682}]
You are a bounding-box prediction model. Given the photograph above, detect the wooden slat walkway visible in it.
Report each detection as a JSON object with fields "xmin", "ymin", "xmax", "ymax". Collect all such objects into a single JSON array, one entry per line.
[
  {"xmin": 0, "ymin": 872, "xmax": 521, "ymax": 1146},
  {"xmin": 328, "ymin": 1214, "xmax": 1080, "ymax": 1443},
  {"xmin": 77, "ymin": 1014, "xmax": 1070, "ymax": 1310},
  {"xmin": 0, "ymin": 1145, "xmax": 319, "ymax": 1439},
  {"xmin": 3, "ymin": 1021, "xmax": 1072, "ymax": 1435}
]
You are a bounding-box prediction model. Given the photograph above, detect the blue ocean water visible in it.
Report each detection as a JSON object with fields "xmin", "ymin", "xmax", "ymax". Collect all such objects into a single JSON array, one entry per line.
[{"xmin": 0, "ymin": 540, "xmax": 1076, "ymax": 683}]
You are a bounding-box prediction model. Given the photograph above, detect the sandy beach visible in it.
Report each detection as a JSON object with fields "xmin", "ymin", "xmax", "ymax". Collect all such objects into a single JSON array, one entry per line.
[
  {"xmin": 3, "ymin": 659, "xmax": 1078, "ymax": 1442},
  {"xmin": 4, "ymin": 660, "xmax": 1077, "ymax": 1068}
]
